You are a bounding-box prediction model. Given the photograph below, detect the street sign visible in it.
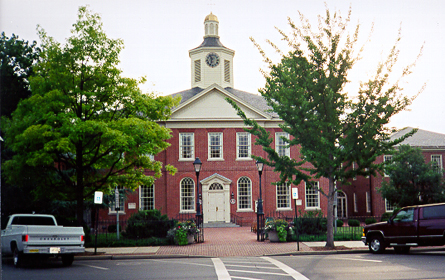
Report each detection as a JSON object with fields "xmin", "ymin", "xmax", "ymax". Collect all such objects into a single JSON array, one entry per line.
[
  {"xmin": 94, "ymin": 191, "xmax": 103, "ymax": 204},
  {"xmin": 295, "ymin": 199, "xmax": 302, "ymax": 206},
  {"xmin": 292, "ymin": 188, "xmax": 298, "ymax": 199},
  {"xmin": 115, "ymin": 187, "xmax": 120, "ymax": 211}
]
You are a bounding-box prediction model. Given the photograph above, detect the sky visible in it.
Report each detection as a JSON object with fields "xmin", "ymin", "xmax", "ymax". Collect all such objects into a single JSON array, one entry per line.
[{"xmin": 1, "ymin": 0, "xmax": 444, "ymax": 134}]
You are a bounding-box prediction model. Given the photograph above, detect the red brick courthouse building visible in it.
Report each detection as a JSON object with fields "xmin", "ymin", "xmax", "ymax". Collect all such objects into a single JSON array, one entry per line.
[{"xmin": 97, "ymin": 13, "xmax": 445, "ymax": 226}]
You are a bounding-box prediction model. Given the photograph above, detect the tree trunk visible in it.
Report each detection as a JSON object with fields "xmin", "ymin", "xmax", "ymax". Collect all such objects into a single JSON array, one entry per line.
[{"xmin": 325, "ymin": 176, "xmax": 335, "ymax": 248}]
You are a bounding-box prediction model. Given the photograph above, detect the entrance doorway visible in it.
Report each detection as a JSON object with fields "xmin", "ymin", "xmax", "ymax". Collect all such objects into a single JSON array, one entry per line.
[{"xmin": 207, "ymin": 183, "xmax": 225, "ymax": 222}]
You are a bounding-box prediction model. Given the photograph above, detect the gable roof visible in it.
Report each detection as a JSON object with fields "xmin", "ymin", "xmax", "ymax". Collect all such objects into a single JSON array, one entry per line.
[
  {"xmin": 391, "ymin": 127, "xmax": 445, "ymax": 149},
  {"xmin": 169, "ymin": 86, "xmax": 277, "ymax": 119}
]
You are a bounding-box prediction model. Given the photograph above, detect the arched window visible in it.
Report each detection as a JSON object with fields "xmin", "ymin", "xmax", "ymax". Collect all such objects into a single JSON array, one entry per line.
[
  {"xmin": 237, "ymin": 177, "xmax": 252, "ymax": 210},
  {"xmin": 180, "ymin": 178, "xmax": 195, "ymax": 212},
  {"xmin": 337, "ymin": 191, "xmax": 347, "ymax": 218},
  {"xmin": 209, "ymin": 183, "xmax": 223, "ymax": 190}
]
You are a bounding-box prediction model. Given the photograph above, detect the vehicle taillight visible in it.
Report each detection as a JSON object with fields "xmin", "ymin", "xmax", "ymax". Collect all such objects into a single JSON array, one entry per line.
[
  {"xmin": 81, "ymin": 235, "xmax": 84, "ymax": 242},
  {"xmin": 22, "ymin": 235, "xmax": 29, "ymax": 242}
]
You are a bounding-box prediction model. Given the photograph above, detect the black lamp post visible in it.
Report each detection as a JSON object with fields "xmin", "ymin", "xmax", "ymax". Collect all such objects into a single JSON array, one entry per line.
[
  {"xmin": 193, "ymin": 157, "xmax": 204, "ymax": 243},
  {"xmin": 256, "ymin": 160, "xmax": 265, "ymax": 241}
]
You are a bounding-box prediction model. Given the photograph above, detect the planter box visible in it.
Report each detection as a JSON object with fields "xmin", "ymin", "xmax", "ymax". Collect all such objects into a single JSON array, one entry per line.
[
  {"xmin": 187, "ymin": 234, "xmax": 195, "ymax": 244},
  {"xmin": 268, "ymin": 231, "xmax": 279, "ymax": 242}
]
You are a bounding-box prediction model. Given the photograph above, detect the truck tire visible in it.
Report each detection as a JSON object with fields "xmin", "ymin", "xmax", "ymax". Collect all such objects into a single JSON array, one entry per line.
[
  {"xmin": 13, "ymin": 247, "xmax": 23, "ymax": 268},
  {"xmin": 368, "ymin": 235, "xmax": 385, "ymax": 254},
  {"xmin": 61, "ymin": 254, "xmax": 74, "ymax": 266}
]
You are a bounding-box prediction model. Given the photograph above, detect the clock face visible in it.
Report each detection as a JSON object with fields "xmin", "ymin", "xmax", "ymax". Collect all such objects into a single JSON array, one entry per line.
[{"xmin": 205, "ymin": 52, "xmax": 220, "ymax": 67}]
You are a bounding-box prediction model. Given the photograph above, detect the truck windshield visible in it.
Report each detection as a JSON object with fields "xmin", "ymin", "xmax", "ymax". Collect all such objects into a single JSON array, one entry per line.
[{"xmin": 11, "ymin": 216, "xmax": 56, "ymax": 226}]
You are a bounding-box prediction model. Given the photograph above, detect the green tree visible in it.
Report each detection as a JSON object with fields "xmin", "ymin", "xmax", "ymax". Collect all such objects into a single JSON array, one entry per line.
[
  {"xmin": 379, "ymin": 145, "xmax": 445, "ymax": 207},
  {"xmin": 1, "ymin": 33, "xmax": 41, "ymax": 216},
  {"xmin": 2, "ymin": 7, "xmax": 179, "ymax": 225},
  {"xmin": 228, "ymin": 7, "xmax": 421, "ymax": 248}
]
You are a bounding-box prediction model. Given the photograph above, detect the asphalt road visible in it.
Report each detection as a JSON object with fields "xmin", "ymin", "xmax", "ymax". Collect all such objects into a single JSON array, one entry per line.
[{"xmin": 2, "ymin": 251, "xmax": 445, "ymax": 280}]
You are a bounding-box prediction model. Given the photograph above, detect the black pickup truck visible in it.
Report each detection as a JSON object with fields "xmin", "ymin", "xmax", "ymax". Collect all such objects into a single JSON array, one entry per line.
[{"xmin": 362, "ymin": 203, "xmax": 445, "ymax": 253}]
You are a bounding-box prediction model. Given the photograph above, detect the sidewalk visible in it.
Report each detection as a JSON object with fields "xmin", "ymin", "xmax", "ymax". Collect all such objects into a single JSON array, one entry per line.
[{"xmin": 83, "ymin": 227, "xmax": 368, "ymax": 259}]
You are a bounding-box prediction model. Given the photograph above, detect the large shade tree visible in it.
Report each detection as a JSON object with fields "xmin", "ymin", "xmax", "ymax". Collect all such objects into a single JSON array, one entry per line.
[
  {"xmin": 1, "ymin": 33, "xmax": 41, "ymax": 216},
  {"xmin": 379, "ymin": 145, "xmax": 445, "ymax": 207},
  {"xmin": 228, "ymin": 7, "xmax": 422, "ymax": 248},
  {"xmin": 2, "ymin": 7, "xmax": 179, "ymax": 225}
]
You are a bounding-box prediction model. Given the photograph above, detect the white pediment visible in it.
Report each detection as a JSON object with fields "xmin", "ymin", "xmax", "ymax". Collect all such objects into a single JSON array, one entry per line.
[{"xmin": 170, "ymin": 85, "xmax": 270, "ymax": 121}]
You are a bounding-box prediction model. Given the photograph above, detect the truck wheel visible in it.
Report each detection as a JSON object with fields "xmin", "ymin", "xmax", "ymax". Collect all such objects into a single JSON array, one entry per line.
[
  {"xmin": 369, "ymin": 236, "xmax": 385, "ymax": 254},
  {"xmin": 61, "ymin": 254, "xmax": 74, "ymax": 266},
  {"xmin": 13, "ymin": 247, "xmax": 23, "ymax": 268}
]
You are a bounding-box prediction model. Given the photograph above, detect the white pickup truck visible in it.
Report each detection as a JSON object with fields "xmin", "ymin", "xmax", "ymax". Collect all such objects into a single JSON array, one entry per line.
[{"xmin": 1, "ymin": 214, "xmax": 85, "ymax": 267}]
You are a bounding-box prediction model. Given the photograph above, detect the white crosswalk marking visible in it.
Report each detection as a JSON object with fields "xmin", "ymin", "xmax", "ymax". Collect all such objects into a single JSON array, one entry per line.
[
  {"xmin": 212, "ymin": 258, "xmax": 232, "ymax": 280},
  {"xmin": 262, "ymin": 257, "xmax": 310, "ymax": 280}
]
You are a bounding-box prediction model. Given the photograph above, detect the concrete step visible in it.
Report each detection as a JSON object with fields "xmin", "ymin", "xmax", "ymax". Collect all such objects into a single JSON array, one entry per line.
[{"xmin": 203, "ymin": 222, "xmax": 240, "ymax": 228}]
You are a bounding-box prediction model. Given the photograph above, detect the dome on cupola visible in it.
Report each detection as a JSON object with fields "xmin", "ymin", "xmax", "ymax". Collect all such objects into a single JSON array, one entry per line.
[{"xmin": 204, "ymin": 12, "xmax": 218, "ymax": 22}]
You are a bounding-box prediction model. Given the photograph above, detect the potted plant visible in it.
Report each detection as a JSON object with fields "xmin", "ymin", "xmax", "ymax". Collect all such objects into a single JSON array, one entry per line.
[
  {"xmin": 169, "ymin": 220, "xmax": 199, "ymax": 245},
  {"xmin": 265, "ymin": 219, "xmax": 289, "ymax": 242}
]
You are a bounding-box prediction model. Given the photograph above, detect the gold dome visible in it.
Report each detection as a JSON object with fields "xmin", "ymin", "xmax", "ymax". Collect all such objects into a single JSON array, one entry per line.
[{"xmin": 204, "ymin": 12, "xmax": 218, "ymax": 22}]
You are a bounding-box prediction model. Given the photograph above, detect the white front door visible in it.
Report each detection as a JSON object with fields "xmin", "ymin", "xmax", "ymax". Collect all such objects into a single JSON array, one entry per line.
[{"xmin": 207, "ymin": 181, "xmax": 226, "ymax": 222}]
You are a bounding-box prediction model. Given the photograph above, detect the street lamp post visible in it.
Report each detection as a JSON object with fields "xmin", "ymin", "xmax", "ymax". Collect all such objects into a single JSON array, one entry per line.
[
  {"xmin": 193, "ymin": 157, "xmax": 204, "ymax": 243},
  {"xmin": 256, "ymin": 160, "xmax": 265, "ymax": 241}
]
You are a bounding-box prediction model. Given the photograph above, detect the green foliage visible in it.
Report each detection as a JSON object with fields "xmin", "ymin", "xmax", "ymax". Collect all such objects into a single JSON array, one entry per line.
[
  {"xmin": 380, "ymin": 212, "xmax": 392, "ymax": 222},
  {"xmin": 227, "ymin": 6, "xmax": 422, "ymax": 248},
  {"xmin": 347, "ymin": 219, "xmax": 360, "ymax": 227},
  {"xmin": 336, "ymin": 219, "xmax": 344, "ymax": 227},
  {"xmin": 175, "ymin": 227, "xmax": 188, "ymax": 246},
  {"xmin": 379, "ymin": 145, "xmax": 445, "ymax": 207},
  {"xmin": 124, "ymin": 210, "xmax": 172, "ymax": 239},
  {"xmin": 265, "ymin": 219, "xmax": 289, "ymax": 232},
  {"xmin": 295, "ymin": 210, "xmax": 327, "ymax": 235},
  {"xmin": 1, "ymin": 7, "xmax": 179, "ymax": 224},
  {"xmin": 365, "ymin": 217, "xmax": 377, "ymax": 225}
]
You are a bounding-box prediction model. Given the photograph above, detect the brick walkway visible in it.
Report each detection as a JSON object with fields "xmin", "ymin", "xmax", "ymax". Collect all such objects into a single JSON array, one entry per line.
[{"xmin": 155, "ymin": 227, "xmax": 310, "ymax": 257}]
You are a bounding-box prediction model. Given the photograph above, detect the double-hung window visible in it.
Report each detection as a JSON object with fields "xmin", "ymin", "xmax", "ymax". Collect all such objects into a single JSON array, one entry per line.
[
  {"xmin": 236, "ymin": 132, "xmax": 251, "ymax": 159},
  {"xmin": 208, "ymin": 132, "xmax": 223, "ymax": 160},
  {"xmin": 383, "ymin": 155, "xmax": 393, "ymax": 177},
  {"xmin": 431, "ymin": 155, "xmax": 443, "ymax": 173},
  {"xmin": 275, "ymin": 132, "xmax": 290, "ymax": 157},
  {"xmin": 140, "ymin": 185, "xmax": 154, "ymax": 210},
  {"xmin": 237, "ymin": 177, "xmax": 252, "ymax": 210},
  {"xmin": 385, "ymin": 199, "xmax": 395, "ymax": 212},
  {"xmin": 179, "ymin": 133, "xmax": 194, "ymax": 160},
  {"xmin": 276, "ymin": 183, "xmax": 291, "ymax": 210},
  {"xmin": 305, "ymin": 182, "xmax": 320, "ymax": 209},
  {"xmin": 180, "ymin": 178, "xmax": 195, "ymax": 212}
]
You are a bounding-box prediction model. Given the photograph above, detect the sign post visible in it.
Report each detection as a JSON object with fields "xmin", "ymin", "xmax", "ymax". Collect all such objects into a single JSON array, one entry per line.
[
  {"xmin": 292, "ymin": 187, "xmax": 302, "ymax": 251},
  {"xmin": 94, "ymin": 191, "xmax": 103, "ymax": 255},
  {"xmin": 115, "ymin": 187, "xmax": 120, "ymax": 240}
]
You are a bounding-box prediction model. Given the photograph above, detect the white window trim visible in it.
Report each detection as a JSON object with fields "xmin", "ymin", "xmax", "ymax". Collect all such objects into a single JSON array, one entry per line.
[
  {"xmin": 180, "ymin": 178, "xmax": 196, "ymax": 213},
  {"xmin": 385, "ymin": 199, "xmax": 395, "ymax": 212},
  {"xmin": 431, "ymin": 154, "xmax": 443, "ymax": 172},
  {"xmin": 366, "ymin": 192, "xmax": 371, "ymax": 213},
  {"xmin": 236, "ymin": 132, "xmax": 252, "ymax": 160},
  {"xmin": 384, "ymin": 155, "xmax": 393, "ymax": 177},
  {"xmin": 179, "ymin": 133, "xmax": 195, "ymax": 161},
  {"xmin": 276, "ymin": 183, "xmax": 292, "ymax": 211},
  {"xmin": 353, "ymin": 193, "xmax": 358, "ymax": 212},
  {"xmin": 208, "ymin": 132, "xmax": 224, "ymax": 161},
  {"xmin": 275, "ymin": 132, "xmax": 290, "ymax": 157},
  {"xmin": 305, "ymin": 182, "xmax": 320, "ymax": 210},
  {"xmin": 109, "ymin": 186, "xmax": 126, "ymax": 214},
  {"xmin": 139, "ymin": 184, "xmax": 155, "ymax": 211},
  {"xmin": 237, "ymin": 177, "xmax": 253, "ymax": 212}
]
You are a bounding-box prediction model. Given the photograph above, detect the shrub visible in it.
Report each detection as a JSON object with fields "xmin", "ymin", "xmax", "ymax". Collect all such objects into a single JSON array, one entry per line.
[
  {"xmin": 336, "ymin": 219, "xmax": 344, "ymax": 227},
  {"xmin": 295, "ymin": 210, "xmax": 327, "ymax": 235},
  {"xmin": 347, "ymin": 219, "xmax": 360, "ymax": 227},
  {"xmin": 365, "ymin": 217, "xmax": 377, "ymax": 225},
  {"xmin": 107, "ymin": 224, "xmax": 122, "ymax": 233},
  {"xmin": 124, "ymin": 210, "xmax": 173, "ymax": 239}
]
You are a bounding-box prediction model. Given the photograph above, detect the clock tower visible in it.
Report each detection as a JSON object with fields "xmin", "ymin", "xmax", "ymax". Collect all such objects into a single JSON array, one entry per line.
[{"xmin": 189, "ymin": 13, "xmax": 235, "ymax": 89}]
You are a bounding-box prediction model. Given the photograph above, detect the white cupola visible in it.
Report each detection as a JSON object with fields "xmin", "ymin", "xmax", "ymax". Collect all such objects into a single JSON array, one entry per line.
[{"xmin": 189, "ymin": 13, "xmax": 235, "ymax": 89}]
